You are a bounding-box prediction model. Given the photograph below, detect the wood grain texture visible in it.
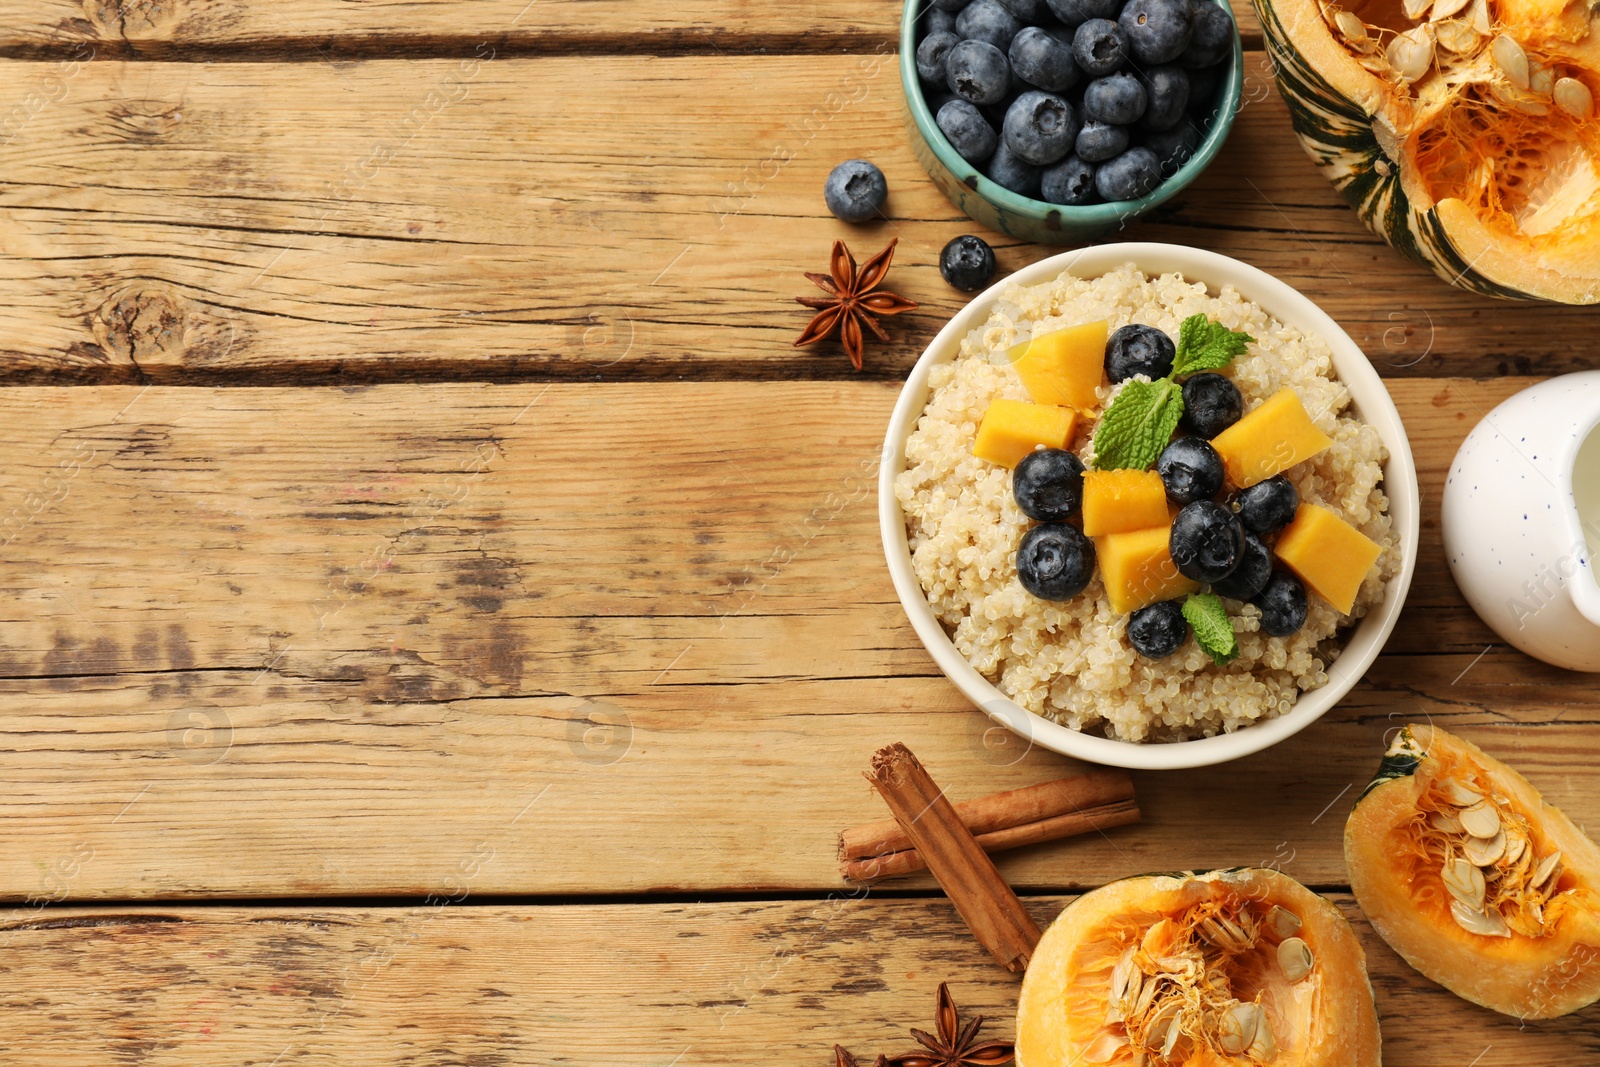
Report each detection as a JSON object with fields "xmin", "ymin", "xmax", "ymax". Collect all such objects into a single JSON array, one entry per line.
[
  {"xmin": 0, "ymin": 0, "xmax": 1266, "ymax": 55},
  {"xmin": 0, "ymin": 53, "xmax": 1585, "ymax": 384},
  {"xmin": 0, "ymin": 897, "xmax": 1594, "ymax": 1064},
  {"xmin": 0, "ymin": 378, "xmax": 1592, "ymax": 901}
]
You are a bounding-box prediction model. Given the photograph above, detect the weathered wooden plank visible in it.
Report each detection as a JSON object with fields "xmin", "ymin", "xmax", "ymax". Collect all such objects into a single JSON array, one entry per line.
[
  {"xmin": 0, "ymin": 379, "xmax": 1592, "ymax": 901},
  {"xmin": 0, "ymin": 0, "xmax": 1265, "ymax": 55},
  {"xmin": 0, "ymin": 898, "xmax": 1592, "ymax": 1064},
  {"xmin": 0, "ymin": 54, "xmax": 1584, "ymax": 383}
]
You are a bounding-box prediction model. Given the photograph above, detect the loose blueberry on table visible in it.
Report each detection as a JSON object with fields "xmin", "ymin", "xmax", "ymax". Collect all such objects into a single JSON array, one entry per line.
[
  {"xmin": 915, "ymin": 0, "xmax": 1236, "ymax": 204},
  {"xmin": 966, "ymin": 312, "xmax": 1385, "ymax": 662},
  {"xmin": 823, "ymin": 160, "xmax": 888, "ymax": 222},
  {"xmin": 939, "ymin": 234, "xmax": 998, "ymax": 291}
]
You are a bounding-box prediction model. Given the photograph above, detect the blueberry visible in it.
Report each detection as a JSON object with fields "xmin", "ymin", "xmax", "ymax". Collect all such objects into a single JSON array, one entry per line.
[
  {"xmin": 957, "ymin": 0, "xmax": 1023, "ymax": 48},
  {"xmin": 1009, "ymin": 26, "xmax": 1080, "ymax": 91},
  {"xmin": 996, "ymin": 0, "xmax": 1049, "ymax": 19},
  {"xmin": 938, "ymin": 99, "xmax": 1000, "ymax": 162},
  {"xmin": 1169, "ymin": 499, "xmax": 1244, "ymax": 583},
  {"xmin": 1235, "ymin": 475, "xmax": 1299, "ymax": 535},
  {"xmin": 1072, "ymin": 18, "xmax": 1129, "ymax": 77},
  {"xmin": 1211, "ymin": 532, "xmax": 1272, "ymax": 600},
  {"xmin": 1017, "ymin": 523, "xmax": 1097, "ymax": 599},
  {"xmin": 1047, "ymin": 0, "xmax": 1121, "ymax": 28},
  {"xmin": 1013, "ymin": 448, "xmax": 1085, "ymax": 521},
  {"xmin": 1003, "ymin": 90, "xmax": 1080, "ymax": 165},
  {"xmin": 1157, "ymin": 436, "xmax": 1225, "ymax": 505},
  {"xmin": 1094, "ymin": 145, "xmax": 1162, "ymax": 200},
  {"xmin": 1083, "ymin": 72, "xmax": 1147, "ymax": 125},
  {"xmin": 1127, "ymin": 600, "xmax": 1189, "ymax": 658},
  {"xmin": 1104, "ymin": 323, "xmax": 1174, "ymax": 381},
  {"xmin": 940, "ymin": 234, "xmax": 998, "ymax": 292},
  {"xmin": 918, "ymin": 31, "xmax": 962, "ymax": 84},
  {"xmin": 946, "ymin": 39, "xmax": 1012, "ymax": 105},
  {"xmin": 1075, "ymin": 119, "xmax": 1129, "ymax": 162},
  {"xmin": 1040, "ymin": 154, "xmax": 1099, "ymax": 204},
  {"xmin": 1138, "ymin": 65, "xmax": 1190, "ymax": 131},
  {"xmin": 986, "ymin": 140, "xmax": 1043, "ymax": 196},
  {"xmin": 1120, "ymin": 0, "xmax": 1194, "ymax": 64},
  {"xmin": 1141, "ymin": 122, "xmax": 1200, "ymax": 174},
  {"xmin": 1186, "ymin": 63, "xmax": 1221, "ymax": 114},
  {"xmin": 823, "ymin": 160, "xmax": 888, "ymax": 222},
  {"xmin": 1178, "ymin": 372, "xmax": 1242, "ymax": 438},
  {"xmin": 1253, "ymin": 571, "xmax": 1309, "ymax": 637},
  {"xmin": 930, "ymin": 0, "xmax": 969, "ymax": 10},
  {"xmin": 1179, "ymin": 0, "xmax": 1235, "ymax": 68},
  {"xmin": 922, "ymin": 6, "xmax": 960, "ymax": 35}
]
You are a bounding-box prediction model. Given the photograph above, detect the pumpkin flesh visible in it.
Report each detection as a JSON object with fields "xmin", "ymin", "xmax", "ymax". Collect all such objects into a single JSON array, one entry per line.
[
  {"xmin": 1346, "ymin": 723, "xmax": 1600, "ymax": 1018},
  {"xmin": 1016, "ymin": 868, "xmax": 1381, "ymax": 1067}
]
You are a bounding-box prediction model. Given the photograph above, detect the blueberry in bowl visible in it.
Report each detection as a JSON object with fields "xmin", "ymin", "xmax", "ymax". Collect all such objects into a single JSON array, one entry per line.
[{"xmin": 902, "ymin": 0, "xmax": 1242, "ymax": 243}]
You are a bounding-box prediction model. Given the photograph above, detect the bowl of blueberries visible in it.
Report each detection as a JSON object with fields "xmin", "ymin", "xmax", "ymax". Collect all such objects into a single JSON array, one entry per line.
[{"xmin": 902, "ymin": 0, "xmax": 1243, "ymax": 242}]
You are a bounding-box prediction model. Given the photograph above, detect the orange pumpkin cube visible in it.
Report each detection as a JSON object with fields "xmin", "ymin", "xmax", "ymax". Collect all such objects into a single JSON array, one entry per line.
[
  {"xmin": 1081, "ymin": 469, "xmax": 1169, "ymax": 537},
  {"xmin": 1274, "ymin": 503, "xmax": 1383, "ymax": 614},
  {"xmin": 1096, "ymin": 525, "xmax": 1201, "ymax": 615},
  {"xmin": 1008, "ymin": 320, "xmax": 1109, "ymax": 412},
  {"xmin": 1210, "ymin": 388, "xmax": 1333, "ymax": 488},
  {"xmin": 972, "ymin": 399, "xmax": 1079, "ymax": 468}
]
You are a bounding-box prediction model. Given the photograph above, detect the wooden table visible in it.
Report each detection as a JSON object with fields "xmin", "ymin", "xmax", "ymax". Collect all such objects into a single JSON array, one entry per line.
[{"xmin": 0, "ymin": 2, "xmax": 1593, "ymax": 1062}]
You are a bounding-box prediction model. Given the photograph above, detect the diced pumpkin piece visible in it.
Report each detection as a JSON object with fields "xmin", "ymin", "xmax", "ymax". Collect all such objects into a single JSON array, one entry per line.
[
  {"xmin": 1008, "ymin": 320, "xmax": 1109, "ymax": 412},
  {"xmin": 1095, "ymin": 525, "xmax": 1201, "ymax": 614},
  {"xmin": 1274, "ymin": 503, "xmax": 1383, "ymax": 614},
  {"xmin": 1210, "ymin": 388, "xmax": 1333, "ymax": 488},
  {"xmin": 972, "ymin": 399, "xmax": 1078, "ymax": 468},
  {"xmin": 1081, "ymin": 469, "xmax": 1168, "ymax": 537}
]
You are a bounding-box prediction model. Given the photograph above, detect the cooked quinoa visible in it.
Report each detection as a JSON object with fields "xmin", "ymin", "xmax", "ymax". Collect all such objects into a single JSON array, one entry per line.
[{"xmin": 894, "ymin": 265, "xmax": 1399, "ymax": 743}]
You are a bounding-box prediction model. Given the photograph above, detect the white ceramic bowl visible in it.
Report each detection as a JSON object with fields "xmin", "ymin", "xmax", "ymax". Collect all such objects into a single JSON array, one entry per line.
[{"xmin": 879, "ymin": 243, "xmax": 1420, "ymax": 770}]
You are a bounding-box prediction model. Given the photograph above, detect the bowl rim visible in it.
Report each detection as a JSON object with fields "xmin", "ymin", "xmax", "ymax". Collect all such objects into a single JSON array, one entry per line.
[
  {"xmin": 877, "ymin": 243, "xmax": 1421, "ymax": 770},
  {"xmin": 899, "ymin": 0, "xmax": 1245, "ymax": 225}
]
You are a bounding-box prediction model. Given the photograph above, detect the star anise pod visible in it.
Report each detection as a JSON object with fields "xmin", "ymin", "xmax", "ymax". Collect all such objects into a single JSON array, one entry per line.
[
  {"xmin": 835, "ymin": 1044, "xmax": 889, "ymax": 1067},
  {"xmin": 794, "ymin": 238, "xmax": 918, "ymax": 371},
  {"xmin": 886, "ymin": 983, "xmax": 1014, "ymax": 1067}
]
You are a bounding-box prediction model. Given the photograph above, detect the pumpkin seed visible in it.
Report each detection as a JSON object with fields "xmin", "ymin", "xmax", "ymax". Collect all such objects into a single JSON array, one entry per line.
[
  {"xmin": 1443, "ymin": 856, "xmax": 1487, "ymax": 909},
  {"xmin": 1429, "ymin": 809, "xmax": 1464, "ymax": 834},
  {"xmin": 1387, "ymin": 25, "xmax": 1436, "ymax": 83},
  {"xmin": 1216, "ymin": 1001, "xmax": 1260, "ymax": 1055},
  {"xmin": 1555, "ymin": 77, "xmax": 1595, "ymax": 118},
  {"xmin": 1433, "ymin": 20, "xmax": 1481, "ymax": 53},
  {"xmin": 1440, "ymin": 779, "xmax": 1483, "ymax": 806},
  {"xmin": 1083, "ymin": 1032, "xmax": 1128, "ymax": 1064},
  {"xmin": 1529, "ymin": 62, "xmax": 1554, "ymax": 95},
  {"xmin": 1464, "ymin": 830, "xmax": 1507, "ymax": 867},
  {"xmin": 1133, "ymin": 974, "xmax": 1160, "ymax": 1018},
  {"xmin": 1468, "ymin": 0, "xmax": 1491, "ymax": 34},
  {"xmin": 1247, "ymin": 1015, "xmax": 1279, "ymax": 1061},
  {"xmin": 1111, "ymin": 947, "xmax": 1142, "ymax": 1016},
  {"xmin": 1161, "ymin": 1009, "xmax": 1185, "ymax": 1058},
  {"xmin": 1277, "ymin": 937, "xmax": 1315, "ymax": 982},
  {"xmin": 1461, "ymin": 801, "xmax": 1502, "ymax": 839},
  {"xmin": 1451, "ymin": 898, "xmax": 1512, "ymax": 937},
  {"xmin": 1431, "ymin": 0, "xmax": 1472, "ymax": 20},
  {"xmin": 1144, "ymin": 999, "xmax": 1181, "ymax": 1052},
  {"xmin": 1265, "ymin": 905, "xmax": 1302, "ymax": 940},
  {"xmin": 1503, "ymin": 830, "xmax": 1527, "ymax": 866},
  {"xmin": 1403, "ymin": 0, "xmax": 1432, "ymax": 17},
  {"xmin": 1334, "ymin": 10, "xmax": 1368, "ymax": 39},
  {"xmin": 1491, "ymin": 34, "xmax": 1530, "ymax": 89},
  {"xmin": 1532, "ymin": 850, "xmax": 1563, "ymax": 890}
]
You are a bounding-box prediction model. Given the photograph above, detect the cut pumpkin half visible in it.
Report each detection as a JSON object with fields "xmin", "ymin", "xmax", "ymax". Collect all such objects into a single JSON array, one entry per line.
[
  {"xmin": 1016, "ymin": 868, "xmax": 1381, "ymax": 1066},
  {"xmin": 1346, "ymin": 723, "xmax": 1600, "ymax": 1018},
  {"xmin": 1256, "ymin": 0, "xmax": 1600, "ymax": 302}
]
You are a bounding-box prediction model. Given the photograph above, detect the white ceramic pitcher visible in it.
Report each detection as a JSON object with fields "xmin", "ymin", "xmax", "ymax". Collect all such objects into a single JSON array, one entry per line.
[{"xmin": 1441, "ymin": 371, "xmax": 1600, "ymax": 672}]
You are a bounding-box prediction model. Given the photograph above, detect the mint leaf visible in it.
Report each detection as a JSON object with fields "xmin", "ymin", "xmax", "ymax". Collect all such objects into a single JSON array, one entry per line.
[
  {"xmin": 1171, "ymin": 313, "xmax": 1254, "ymax": 378},
  {"xmin": 1183, "ymin": 592, "xmax": 1238, "ymax": 666},
  {"xmin": 1092, "ymin": 377, "xmax": 1184, "ymax": 470}
]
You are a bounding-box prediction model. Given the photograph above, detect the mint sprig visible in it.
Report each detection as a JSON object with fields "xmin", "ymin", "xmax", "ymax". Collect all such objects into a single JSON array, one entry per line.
[
  {"xmin": 1092, "ymin": 378, "xmax": 1184, "ymax": 471},
  {"xmin": 1092, "ymin": 314, "xmax": 1255, "ymax": 471},
  {"xmin": 1182, "ymin": 592, "xmax": 1239, "ymax": 666},
  {"xmin": 1172, "ymin": 315, "xmax": 1254, "ymax": 377}
]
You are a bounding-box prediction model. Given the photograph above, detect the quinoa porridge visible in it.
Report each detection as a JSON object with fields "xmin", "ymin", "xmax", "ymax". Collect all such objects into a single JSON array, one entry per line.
[{"xmin": 893, "ymin": 265, "xmax": 1400, "ymax": 743}]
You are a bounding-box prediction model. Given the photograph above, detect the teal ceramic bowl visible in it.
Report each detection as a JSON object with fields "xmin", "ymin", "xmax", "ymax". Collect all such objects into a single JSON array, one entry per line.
[{"xmin": 901, "ymin": 1, "xmax": 1244, "ymax": 243}]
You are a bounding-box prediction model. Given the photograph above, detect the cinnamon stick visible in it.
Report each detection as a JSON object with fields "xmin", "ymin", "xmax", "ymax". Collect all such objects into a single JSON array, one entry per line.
[
  {"xmin": 864, "ymin": 743, "xmax": 1042, "ymax": 972},
  {"xmin": 841, "ymin": 797, "xmax": 1140, "ymax": 882},
  {"xmin": 839, "ymin": 768, "xmax": 1137, "ymax": 864}
]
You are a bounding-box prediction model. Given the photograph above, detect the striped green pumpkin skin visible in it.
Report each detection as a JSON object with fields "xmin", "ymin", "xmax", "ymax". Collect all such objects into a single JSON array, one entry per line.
[{"xmin": 1253, "ymin": 0, "xmax": 1534, "ymax": 301}]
